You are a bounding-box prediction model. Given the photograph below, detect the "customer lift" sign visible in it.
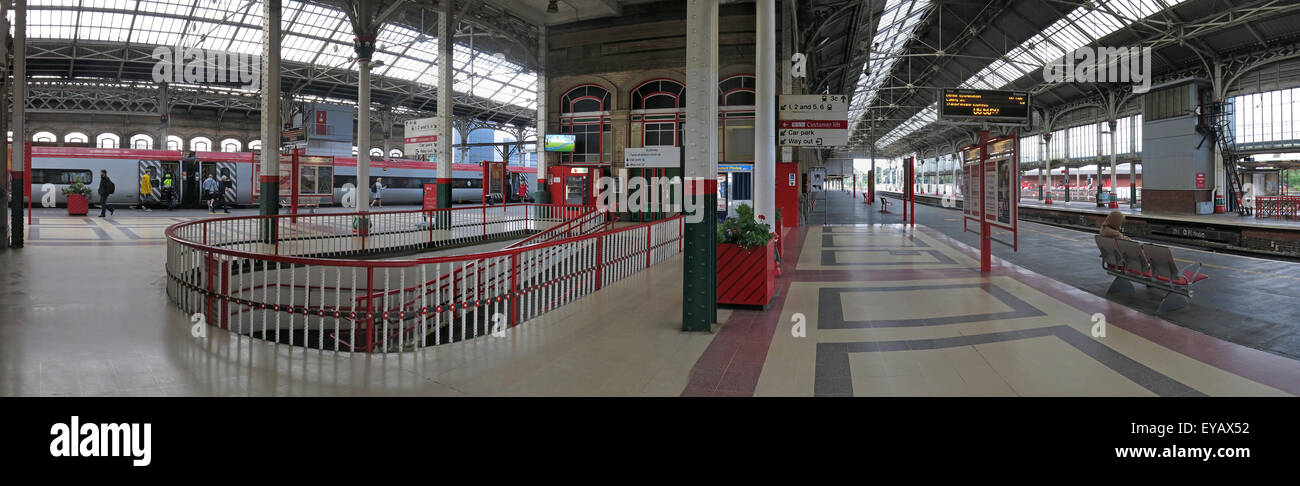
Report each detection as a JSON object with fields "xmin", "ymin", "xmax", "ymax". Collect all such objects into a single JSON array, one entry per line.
[{"xmin": 779, "ymin": 94, "xmax": 849, "ymax": 147}]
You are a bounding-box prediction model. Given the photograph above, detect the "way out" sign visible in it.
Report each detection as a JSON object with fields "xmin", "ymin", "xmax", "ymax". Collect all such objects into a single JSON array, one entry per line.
[{"xmin": 779, "ymin": 94, "xmax": 849, "ymax": 147}]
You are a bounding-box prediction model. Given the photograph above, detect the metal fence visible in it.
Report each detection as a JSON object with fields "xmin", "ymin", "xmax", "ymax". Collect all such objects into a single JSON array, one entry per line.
[{"xmin": 166, "ymin": 204, "xmax": 683, "ymax": 353}]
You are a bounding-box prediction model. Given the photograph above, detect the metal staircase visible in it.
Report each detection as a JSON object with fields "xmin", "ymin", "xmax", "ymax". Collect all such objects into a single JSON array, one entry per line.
[{"xmin": 1199, "ymin": 101, "xmax": 1249, "ymax": 215}]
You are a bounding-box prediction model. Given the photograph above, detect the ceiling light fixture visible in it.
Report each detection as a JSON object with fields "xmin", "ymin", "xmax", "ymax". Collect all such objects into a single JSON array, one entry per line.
[{"xmin": 547, "ymin": 1, "xmax": 559, "ymax": 14}]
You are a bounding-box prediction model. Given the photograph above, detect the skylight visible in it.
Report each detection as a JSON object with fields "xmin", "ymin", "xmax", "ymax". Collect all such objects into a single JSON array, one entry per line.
[
  {"xmin": 874, "ymin": 0, "xmax": 1187, "ymax": 151},
  {"xmin": 20, "ymin": 0, "xmax": 537, "ymax": 112}
]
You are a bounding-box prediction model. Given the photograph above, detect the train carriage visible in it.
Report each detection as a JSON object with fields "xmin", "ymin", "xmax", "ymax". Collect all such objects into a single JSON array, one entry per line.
[{"xmin": 24, "ymin": 146, "xmax": 534, "ymax": 209}]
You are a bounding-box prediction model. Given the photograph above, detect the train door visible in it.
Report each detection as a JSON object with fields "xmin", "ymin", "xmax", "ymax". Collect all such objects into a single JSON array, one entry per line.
[
  {"xmin": 140, "ymin": 160, "xmax": 181, "ymax": 206},
  {"xmin": 202, "ymin": 162, "xmax": 238, "ymax": 206},
  {"xmin": 181, "ymin": 158, "xmax": 201, "ymax": 207},
  {"xmin": 136, "ymin": 160, "xmax": 164, "ymax": 205}
]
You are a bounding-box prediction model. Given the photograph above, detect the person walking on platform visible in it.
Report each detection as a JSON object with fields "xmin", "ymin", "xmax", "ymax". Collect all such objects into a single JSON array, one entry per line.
[
  {"xmin": 202, "ymin": 173, "xmax": 220, "ymax": 213},
  {"xmin": 138, "ymin": 171, "xmax": 155, "ymax": 212},
  {"xmin": 372, "ymin": 178, "xmax": 385, "ymax": 208},
  {"xmin": 161, "ymin": 172, "xmax": 178, "ymax": 210},
  {"xmin": 1099, "ymin": 211, "xmax": 1131, "ymax": 241},
  {"xmin": 217, "ymin": 173, "xmax": 232, "ymax": 213},
  {"xmin": 97, "ymin": 169, "xmax": 116, "ymax": 218}
]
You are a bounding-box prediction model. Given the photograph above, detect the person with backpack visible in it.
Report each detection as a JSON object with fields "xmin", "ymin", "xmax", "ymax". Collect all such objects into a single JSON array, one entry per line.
[
  {"xmin": 216, "ymin": 173, "xmax": 232, "ymax": 213},
  {"xmin": 97, "ymin": 169, "xmax": 116, "ymax": 218},
  {"xmin": 161, "ymin": 172, "xmax": 178, "ymax": 210},
  {"xmin": 371, "ymin": 177, "xmax": 385, "ymax": 208}
]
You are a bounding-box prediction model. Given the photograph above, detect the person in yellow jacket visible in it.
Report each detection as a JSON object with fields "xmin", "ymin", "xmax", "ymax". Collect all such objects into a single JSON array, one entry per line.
[{"xmin": 139, "ymin": 171, "xmax": 156, "ymax": 212}]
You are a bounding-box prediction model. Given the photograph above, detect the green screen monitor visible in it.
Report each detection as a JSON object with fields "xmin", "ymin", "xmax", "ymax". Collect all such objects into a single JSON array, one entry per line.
[{"xmin": 544, "ymin": 134, "xmax": 576, "ymax": 152}]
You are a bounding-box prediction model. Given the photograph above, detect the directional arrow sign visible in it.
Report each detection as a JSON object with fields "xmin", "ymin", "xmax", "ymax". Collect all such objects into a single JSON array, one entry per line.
[{"xmin": 779, "ymin": 94, "xmax": 849, "ymax": 147}]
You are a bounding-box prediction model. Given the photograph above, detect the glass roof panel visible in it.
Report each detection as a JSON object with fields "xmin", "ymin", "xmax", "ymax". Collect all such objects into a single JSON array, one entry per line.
[
  {"xmin": 876, "ymin": 0, "xmax": 1187, "ymax": 150},
  {"xmin": 848, "ymin": 0, "xmax": 934, "ymax": 135},
  {"xmin": 23, "ymin": 0, "xmax": 537, "ymax": 117}
]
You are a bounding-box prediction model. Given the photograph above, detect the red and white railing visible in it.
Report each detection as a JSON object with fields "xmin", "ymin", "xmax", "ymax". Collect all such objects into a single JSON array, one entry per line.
[{"xmin": 166, "ymin": 204, "xmax": 683, "ymax": 353}]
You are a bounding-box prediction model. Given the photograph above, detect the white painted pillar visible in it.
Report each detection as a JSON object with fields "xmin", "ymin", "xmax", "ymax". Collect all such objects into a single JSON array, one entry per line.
[
  {"xmin": 259, "ymin": 0, "xmax": 281, "ymax": 216},
  {"xmin": 753, "ymin": 0, "xmax": 776, "ymax": 222},
  {"xmin": 356, "ymin": 58, "xmax": 372, "ymax": 213},
  {"xmin": 535, "ymin": 24, "xmax": 548, "ymax": 202},
  {"xmin": 437, "ymin": 4, "xmax": 454, "ymax": 207}
]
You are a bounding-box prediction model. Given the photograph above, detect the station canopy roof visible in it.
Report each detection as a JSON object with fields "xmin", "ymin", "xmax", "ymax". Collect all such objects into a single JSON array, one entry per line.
[
  {"xmin": 14, "ymin": 0, "xmax": 538, "ymax": 122},
  {"xmin": 827, "ymin": 0, "xmax": 1300, "ymax": 157}
]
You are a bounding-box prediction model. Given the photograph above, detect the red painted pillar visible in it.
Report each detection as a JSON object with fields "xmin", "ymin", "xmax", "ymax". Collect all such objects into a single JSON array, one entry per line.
[{"xmin": 979, "ymin": 130, "xmax": 991, "ymax": 274}]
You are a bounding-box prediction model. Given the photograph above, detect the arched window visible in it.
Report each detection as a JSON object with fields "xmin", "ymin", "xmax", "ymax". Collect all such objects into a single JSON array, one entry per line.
[
  {"xmin": 629, "ymin": 79, "xmax": 686, "ymax": 148},
  {"xmin": 130, "ymin": 134, "xmax": 154, "ymax": 149},
  {"xmin": 352, "ymin": 146, "xmax": 359, "ymax": 157},
  {"xmin": 558, "ymin": 84, "xmax": 612, "ymax": 164},
  {"xmin": 96, "ymin": 133, "xmax": 120, "ymax": 149},
  {"xmin": 32, "ymin": 131, "xmax": 57, "ymax": 143},
  {"xmin": 220, "ymin": 138, "xmax": 242, "ymax": 152},
  {"xmin": 389, "ymin": 148, "xmax": 403, "ymax": 158},
  {"xmin": 65, "ymin": 132, "xmax": 89, "ymax": 145},
  {"xmin": 166, "ymin": 135, "xmax": 183, "ymax": 151},
  {"xmin": 369, "ymin": 148, "xmax": 384, "ymax": 158},
  {"xmin": 248, "ymin": 140, "xmax": 262, "ymax": 151},
  {"xmin": 189, "ymin": 137, "xmax": 212, "ymax": 152},
  {"xmin": 718, "ymin": 74, "xmax": 755, "ymax": 162}
]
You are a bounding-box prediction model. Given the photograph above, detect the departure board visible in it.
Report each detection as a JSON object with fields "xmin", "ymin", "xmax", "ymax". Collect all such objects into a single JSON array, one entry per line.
[{"xmin": 939, "ymin": 89, "xmax": 1031, "ymax": 124}]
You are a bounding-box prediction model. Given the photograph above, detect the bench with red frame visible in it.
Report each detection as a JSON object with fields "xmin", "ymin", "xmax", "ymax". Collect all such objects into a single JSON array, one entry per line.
[
  {"xmin": 879, "ymin": 196, "xmax": 891, "ymax": 213},
  {"xmin": 1095, "ymin": 235, "xmax": 1209, "ymax": 313}
]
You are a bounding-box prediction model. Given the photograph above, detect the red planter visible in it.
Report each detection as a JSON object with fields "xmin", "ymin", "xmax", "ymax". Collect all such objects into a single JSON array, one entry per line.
[
  {"xmin": 717, "ymin": 239, "xmax": 776, "ymax": 307},
  {"xmin": 66, "ymin": 194, "xmax": 89, "ymax": 216}
]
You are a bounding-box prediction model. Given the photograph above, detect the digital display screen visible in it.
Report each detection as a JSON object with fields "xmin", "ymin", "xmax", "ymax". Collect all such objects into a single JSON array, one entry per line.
[
  {"xmin": 940, "ymin": 89, "xmax": 1030, "ymax": 123},
  {"xmin": 544, "ymin": 134, "xmax": 576, "ymax": 152}
]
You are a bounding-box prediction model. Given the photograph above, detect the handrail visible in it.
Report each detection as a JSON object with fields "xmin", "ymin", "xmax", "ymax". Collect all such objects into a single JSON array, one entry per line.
[{"xmin": 165, "ymin": 202, "xmax": 685, "ymax": 353}]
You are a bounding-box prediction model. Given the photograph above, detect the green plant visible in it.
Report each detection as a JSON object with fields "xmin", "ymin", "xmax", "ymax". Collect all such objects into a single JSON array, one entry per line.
[
  {"xmin": 718, "ymin": 203, "xmax": 773, "ymax": 250},
  {"xmin": 61, "ymin": 180, "xmax": 93, "ymax": 198}
]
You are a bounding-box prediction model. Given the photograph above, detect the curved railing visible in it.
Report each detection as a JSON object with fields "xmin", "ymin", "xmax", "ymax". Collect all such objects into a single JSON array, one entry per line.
[{"xmin": 166, "ymin": 204, "xmax": 683, "ymax": 353}]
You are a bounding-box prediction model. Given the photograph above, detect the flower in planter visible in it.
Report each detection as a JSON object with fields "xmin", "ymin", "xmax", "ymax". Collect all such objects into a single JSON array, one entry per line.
[
  {"xmin": 717, "ymin": 204, "xmax": 773, "ymax": 250},
  {"xmin": 61, "ymin": 180, "xmax": 93, "ymax": 198}
]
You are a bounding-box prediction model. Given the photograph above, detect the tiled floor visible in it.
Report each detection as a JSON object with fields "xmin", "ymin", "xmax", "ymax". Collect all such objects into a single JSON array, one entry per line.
[
  {"xmin": 0, "ymin": 209, "xmax": 717, "ymax": 397},
  {"xmin": 6, "ymin": 197, "xmax": 1300, "ymax": 396},
  {"xmin": 685, "ymin": 192, "xmax": 1300, "ymax": 397}
]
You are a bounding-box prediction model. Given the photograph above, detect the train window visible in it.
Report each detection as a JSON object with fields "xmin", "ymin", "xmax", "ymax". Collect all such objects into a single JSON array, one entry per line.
[
  {"xmin": 297, "ymin": 166, "xmax": 332, "ymax": 196},
  {"xmin": 31, "ymin": 169, "xmax": 93, "ymax": 185}
]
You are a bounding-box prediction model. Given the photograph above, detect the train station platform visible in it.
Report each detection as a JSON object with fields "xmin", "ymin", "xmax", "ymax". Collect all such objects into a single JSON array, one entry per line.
[
  {"xmin": 881, "ymin": 190, "xmax": 1300, "ymax": 258},
  {"xmin": 5, "ymin": 195, "xmax": 1300, "ymax": 396},
  {"xmin": 679, "ymin": 191, "xmax": 1300, "ymax": 396}
]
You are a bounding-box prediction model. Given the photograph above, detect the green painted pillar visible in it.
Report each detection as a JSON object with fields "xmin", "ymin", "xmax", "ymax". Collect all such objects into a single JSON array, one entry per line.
[
  {"xmin": 681, "ymin": 189, "xmax": 716, "ymax": 331},
  {"xmin": 436, "ymin": 179, "xmax": 452, "ymax": 229},
  {"xmin": 682, "ymin": 0, "xmax": 718, "ymax": 332}
]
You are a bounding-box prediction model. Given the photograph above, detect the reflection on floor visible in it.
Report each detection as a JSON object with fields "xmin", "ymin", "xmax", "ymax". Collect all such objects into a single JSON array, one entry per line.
[
  {"xmin": 7, "ymin": 196, "xmax": 1300, "ymax": 396},
  {"xmin": 684, "ymin": 197, "xmax": 1300, "ymax": 396}
]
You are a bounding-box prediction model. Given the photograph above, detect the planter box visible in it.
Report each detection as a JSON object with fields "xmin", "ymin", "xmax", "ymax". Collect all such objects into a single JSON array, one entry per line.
[
  {"xmin": 717, "ymin": 239, "xmax": 776, "ymax": 307},
  {"xmin": 67, "ymin": 194, "xmax": 89, "ymax": 216}
]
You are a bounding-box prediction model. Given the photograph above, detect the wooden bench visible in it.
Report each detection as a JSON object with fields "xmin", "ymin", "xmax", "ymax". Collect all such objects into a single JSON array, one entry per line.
[{"xmin": 1095, "ymin": 235, "xmax": 1209, "ymax": 313}]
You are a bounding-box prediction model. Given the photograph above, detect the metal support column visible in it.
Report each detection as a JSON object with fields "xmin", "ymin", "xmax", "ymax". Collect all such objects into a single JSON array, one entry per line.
[
  {"xmin": 259, "ymin": 0, "xmax": 281, "ymax": 242},
  {"xmin": 436, "ymin": 4, "xmax": 454, "ymax": 214},
  {"xmin": 534, "ymin": 23, "xmax": 549, "ymax": 206},
  {"xmin": 682, "ymin": 0, "xmax": 718, "ymax": 332},
  {"xmin": 10, "ymin": 0, "xmax": 25, "ymax": 248},
  {"xmin": 753, "ymin": 0, "xmax": 776, "ymax": 223},
  {"xmin": 355, "ymin": 42, "xmax": 374, "ymax": 214}
]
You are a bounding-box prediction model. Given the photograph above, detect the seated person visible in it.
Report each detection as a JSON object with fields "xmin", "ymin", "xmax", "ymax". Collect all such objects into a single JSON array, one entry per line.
[{"xmin": 1099, "ymin": 210, "xmax": 1131, "ymax": 240}]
